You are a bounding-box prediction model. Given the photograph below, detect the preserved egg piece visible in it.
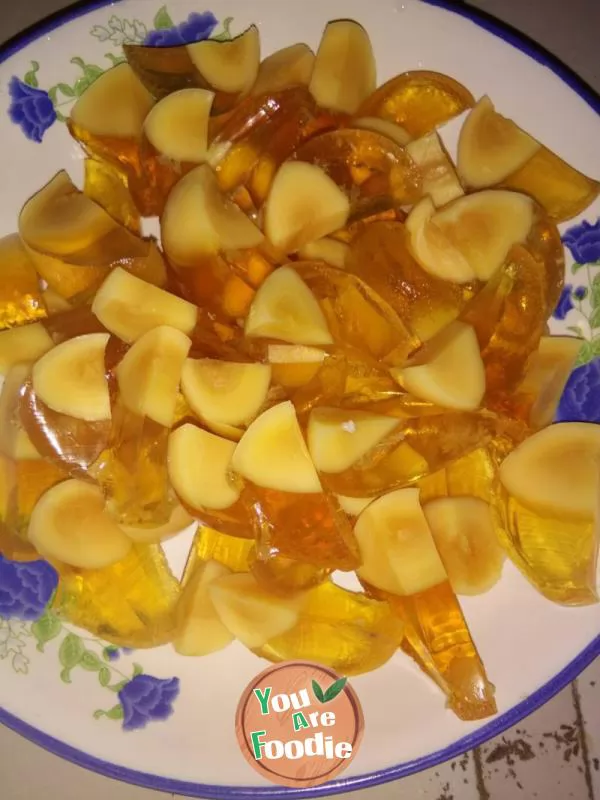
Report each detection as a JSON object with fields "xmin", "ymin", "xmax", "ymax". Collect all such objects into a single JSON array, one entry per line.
[
  {"xmin": 32, "ymin": 333, "xmax": 111, "ymax": 422},
  {"xmin": 357, "ymin": 70, "xmax": 475, "ymax": 137},
  {"xmin": 309, "ymin": 20, "xmax": 376, "ymax": 114},
  {"xmin": 264, "ymin": 162, "xmax": 350, "ymax": 253},
  {"xmin": 457, "ymin": 95, "xmax": 541, "ymax": 189},
  {"xmin": 0, "ymin": 234, "xmax": 46, "ymax": 329},
  {"xmin": 209, "ymin": 571, "xmax": 305, "ymax": 648},
  {"xmin": 51, "ymin": 543, "xmax": 180, "ymax": 648},
  {"xmin": 187, "ymin": 26, "xmax": 260, "ymax": 95},
  {"xmin": 293, "ymin": 129, "xmax": 422, "ymax": 218},
  {"xmin": 345, "ymin": 220, "xmax": 476, "ymax": 343},
  {"xmin": 28, "ymin": 479, "xmax": 132, "ymax": 569},
  {"xmin": 92, "ymin": 267, "xmax": 197, "ymax": 344},
  {"xmin": 499, "ymin": 422, "xmax": 600, "ymax": 521},
  {"xmin": 251, "ymin": 43, "xmax": 315, "ymax": 96},
  {"xmin": 393, "ymin": 322, "xmax": 485, "ymax": 411},
  {"xmin": 174, "ymin": 559, "xmax": 235, "ymax": 656},
  {"xmin": 423, "ymin": 496, "xmax": 505, "ymax": 596},
  {"xmin": 356, "ymin": 488, "xmax": 496, "ymax": 720},
  {"xmin": 256, "ymin": 580, "xmax": 404, "ymax": 675}
]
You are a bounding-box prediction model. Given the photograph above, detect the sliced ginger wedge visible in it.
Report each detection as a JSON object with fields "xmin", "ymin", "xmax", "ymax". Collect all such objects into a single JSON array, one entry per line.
[
  {"xmin": 162, "ymin": 165, "xmax": 263, "ymax": 266},
  {"xmin": 120, "ymin": 504, "xmax": 194, "ymax": 544},
  {"xmin": 251, "ymin": 43, "xmax": 315, "ymax": 96},
  {"xmin": 144, "ymin": 88, "xmax": 214, "ymax": 163},
  {"xmin": 500, "ymin": 422, "xmax": 600, "ymax": 520},
  {"xmin": 28, "ymin": 479, "xmax": 132, "ymax": 569},
  {"xmin": 70, "ymin": 62, "xmax": 155, "ymax": 139},
  {"xmin": 92, "ymin": 267, "xmax": 197, "ymax": 343},
  {"xmin": 188, "ymin": 25, "xmax": 260, "ymax": 95},
  {"xmin": 181, "ymin": 358, "xmax": 271, "ymax": 427},
  {"xmin": 168, "ymin": 424, "xmax": 241, "ymax": 511},
  {"xmin": 406, "ymin": 132, "xmax": 464, "ymax": 207},
  {"xmin": 0, "ymin": 322, "xmax": 54, "ymax": 375},
  {"xmin": 355, "ymin": 487, "xmax": 448, "ymax": 596},
  {"xmin": 174, "ymin": 560, "xmax": 235, "ymax": 656},
  {"xmin": 264, "ymin": 162, "xmax": 350, "ymax": 253},
  {"xmin": 423, "ymin": 497, "xmax": 505, "ymax": 596},
  {"xmin": 209, "ymin": 571, "xmax": 305, "ymax": 648},
  {"xmin": 520, "ymin": 335, "xmax": 582, "ymax": 428},
  {"xmin": 308, "ymin": 407, "xmax": 400, "ymax": 473},
  {"xmin": 244, "ymin": 265, "xmax": 334, "ymax": 346},
  {"xmin": 457, "ymin": 95, "xmax": 542, "ymax": 189},
  {"xmin": 352, "ymin": 117, "xmax": 411, "ymax": 146},
  {"xmin": 32, "ymin": 332, "xmax": 111, "ymax": 422},
  {"xmin": 309, "ymin": 20, "xmax": 376, "ymax": 114},
  {"xmin": 116, "ymin": 326, "xmax": 191, "ymax": 427},
  {"xmin": 231, "ymin": 401, "xmax": 322, "ymax": 493},
  {"xmin": 297, "ymin": 237, "xmax": 350, "ymax": 269},
  {"xmin": 407, "ymin": 190, "xmax": 534, "ymax": 283},
  {"xmin": 393, "ymin": 321, "xmax": 485, "ymax": 411}
]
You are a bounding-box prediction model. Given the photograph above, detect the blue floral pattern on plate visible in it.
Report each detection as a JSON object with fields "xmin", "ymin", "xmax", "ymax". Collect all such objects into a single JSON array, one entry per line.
[
  {"xmin": 143, "ymin": 10, "xmax": 218, "ymax": 46},
  {"xmin": 8, "ymin": 77, "xmax": 57, "ymax": 143},
  {"xmin": 119, "ymin": 674, "xmax": 180, "ymax": 731},
  {"xmin": 0, "ymin": 555, "xmax": 58, "ymax": 620}
]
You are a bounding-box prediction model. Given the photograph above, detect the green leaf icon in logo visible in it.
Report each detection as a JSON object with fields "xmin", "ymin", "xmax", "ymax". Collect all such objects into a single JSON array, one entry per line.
[{"xmin": 312, "ymin": 677, "xmax": 348, "ymax": 704}]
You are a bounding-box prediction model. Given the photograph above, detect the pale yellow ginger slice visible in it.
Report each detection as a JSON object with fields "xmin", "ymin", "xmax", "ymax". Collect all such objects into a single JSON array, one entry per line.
[
  {"xmin": 423, "ymin": 496, "xmax": 505, "ymax": 596},
  {"xmin": 19, "ymin": 171, "xmax": 115, "ymax": 256},
  {"xmin": 162, "ymin": 165, "xmax": 264, "ymax": 266},
  {"xmin": 519, "ymin": 335, "xmax": 582, "ymax": 428},
  {"xmin": 309, "ymin": 20, "xmax": 376, "ymax": 114},
  {"xmin": 120, "ymin": 505, "xmax": 194, "ymax": 544},
  {"xmin": 499, "ymin": 422, "xmax": 600, "ymax": 521},
  {"xmin": 32, "ymin": 332, "xmax": 111, "ymax": 422},
  {"xmin": 264, "ymin": 162, "xmax": 350, "ymax": 253},
  {"xmin": 116, "ymin": 326, "xmax": 191, "ymax": 427},
  {"xmin": 0, "ymin": 322, "xmax": 54, "ymax": 375},
  {"xmin": 251, "ymin": 43, "xmax": 315, "ymax": 96},
  {"xmin": 392, "ymin": 321, "xmax": 485, "ymax": 411},
  {"xmin": 0, "ymin": 364, "xmax": 41, "ymax": 460},
  {"xmin": 307, "ymin": 407, "xmax": 400, "ymax": 473},
  {"xmin": 245, "ymin": 266, "xmax": 333, "ymax": 346},
  {"xmin": 336, "ymin": 495, "xmax": 377, "ymax": 516},
  {"xmin": 457, "ymin": 95, "xmax": 541, "ymax": 189},
  {"xmin": 181, "ymin": 359, "xmax": 271, "ymax": 427},
  {"xmin": 297, "ymin": 237, "xmax": 350, "ymax": 269},
  {"xmin": 168, "ymin": 424, "xmax": 241, "ymax": 511},
  {"xmin": 407, "ymin": 190, "xmax": 534, "ymax": 282},
  {"xmin": 188, "ymin": 25, "xmax": 260, "ymax": 94},
  {"xmin": 174, "ymin": 560, "xmax": 235, "ymax": 656},
  {"xmin": 92, "ymin": 267, "xmax": 197, "ymax": 343},
  {"xmin": 355, "ymin": 487, "xmax": 448, "ymax": 595},
  {"xmin": 144, "ymin": 88, "xmax": 214, "ymax": 163},
  {"xmin": 406, "ymin": 132, "xmax": 464, "ymax": 207},
  {"xmin": 352, "ymin": 117, "xmax": 411, "ymax": 146},
  {"xmin": 70, "ymin": 62, "xmax": 155, "ymax": 138},
  {"xmin": 43, "ymin": 288, "xmax": 72, "ymax": 314},
  {"xmin": 209, "ymin": 572, "xmax": 305, "ymax": 648},
  {"xmin": 28, "ymin": 479, "xmax": 132, "ymax": 569},
  {"xmin": 231, "ymin": 401, "xmax": 322, "ymax": 493}
]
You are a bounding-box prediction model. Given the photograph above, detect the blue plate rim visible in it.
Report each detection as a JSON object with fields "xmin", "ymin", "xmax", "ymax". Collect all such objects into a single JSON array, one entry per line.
[{"xmin": 0, "ymin": 0, "xmax": 599, "ymax": 797}]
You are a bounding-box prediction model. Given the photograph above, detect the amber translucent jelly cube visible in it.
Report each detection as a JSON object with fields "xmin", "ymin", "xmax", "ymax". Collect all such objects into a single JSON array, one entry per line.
[
  {"xmin": 357, "ymin": 70, "xmax": 475, "ymax": 137},
  {"xmin": 0, "ymin": 521, "xmax": 39, "ymax": 561},
  {"xmin": 292, "ymin": 128, "xmax": 422, "ymax": 218},
  {"xmin": 52, "ymin": 544, "xmax": 180, "ymax": 648},
  {"xmin": 84, "ymin": 158, "xmax": 141, "ymax": 234},
  {"xmin": 418, "ymin": 447, "xmax": 497, "ymax": 504},
  {"xmin": 0, "ymin": 453, "xmax": 66, "ymax": 538},
  {"xmin": 21, "ymin": 380, "xmax": 110, "ymax": 476},
  {"xmin": 0, "ymin": 234, "xmax": 46, "ymax": 329},
  {"xmin": 387, "ymin": 580, "xmax": 496, "ymax": 720},
  {"xmin": 184, "ymin": 526, "xmax": 254, "ymax": 578},
  {"xmin": 346, "ymin": 220, "xmax": 479, "ymax": 342},
  {"xmin": 249, "ymin": 544, "xmax": 331, "ymax": 596},
  {"xmin": 255, "ymin": 581, "xmax": 404, "ymax": 676},
  {"xmin": 242, "ymin": 486, "xmax": 360, "ymax": 571},
  {"xmin": 494, "ymin": 483, "xmax": 598, "ymax": 606}
]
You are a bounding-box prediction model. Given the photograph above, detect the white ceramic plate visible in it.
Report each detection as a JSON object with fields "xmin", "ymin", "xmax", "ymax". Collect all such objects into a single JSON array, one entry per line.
[{"xmin": 0, "ymin": 1, "xmax": 599, "ymax": 797}]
